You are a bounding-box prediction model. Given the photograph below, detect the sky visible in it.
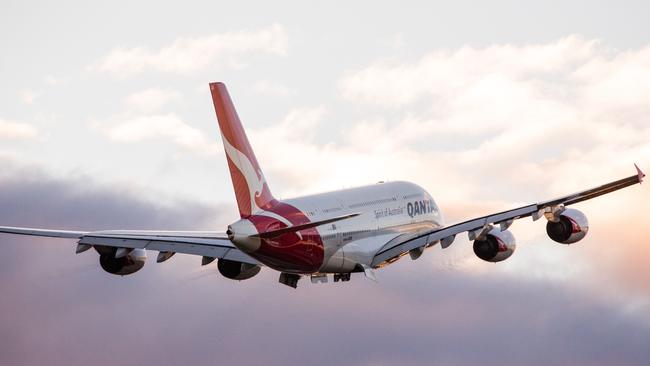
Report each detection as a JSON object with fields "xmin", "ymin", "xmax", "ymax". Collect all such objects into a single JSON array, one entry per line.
[{"xmin": 1, "ymin": 1, "xmax": 650, "ymax": 365}]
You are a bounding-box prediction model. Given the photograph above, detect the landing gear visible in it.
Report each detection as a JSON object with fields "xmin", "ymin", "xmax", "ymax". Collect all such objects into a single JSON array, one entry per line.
[
  {"xmin": 279, "ymin": 272, "xmax": 301, "ymax": 288},
  {"xmin": 281, "ymin": 272, "xmax": 352, "ymax": 287},
  {"xmin": 333, "ymin": 273, "xmax": 351, "ymax": 282},
  {"xmin": 310, "ymin": 274, "xmax": 328, "ymax": 284}
]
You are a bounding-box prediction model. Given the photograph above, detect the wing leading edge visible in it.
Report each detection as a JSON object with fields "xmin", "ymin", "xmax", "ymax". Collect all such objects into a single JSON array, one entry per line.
[
  {"xmin": 372, "ymin": 165, "xmax": 645, "ymax": 267},
  {"xmin": 0, "ymin": 227, "xmax": 258, "ymax": 265}
]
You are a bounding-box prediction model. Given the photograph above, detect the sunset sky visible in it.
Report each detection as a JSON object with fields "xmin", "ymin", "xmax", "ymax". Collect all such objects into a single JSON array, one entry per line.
[{"xmin": 1, "ymin": 1, "xmax": 650, "ymax": 365}]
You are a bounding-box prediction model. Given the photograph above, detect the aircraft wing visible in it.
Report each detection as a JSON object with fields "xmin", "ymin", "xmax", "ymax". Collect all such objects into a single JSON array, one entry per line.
[
  {"xmin": 371, "ymin": 165, "xmax": 645, "ymax": 267},
  {"xmin": 0, "ymin": 227, "xmax": 258, "ymax": 265}
]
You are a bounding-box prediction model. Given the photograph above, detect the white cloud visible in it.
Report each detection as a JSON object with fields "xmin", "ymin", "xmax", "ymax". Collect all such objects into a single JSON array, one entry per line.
[
  {"xmin": 20, "ymin": 90, "xmax": 38, "ymax": 105},
  {"xmin": 252, "ymin": 80, "xmax": 294, "ymax": 97},
  {"xmin": 103, "ymin": 114, "xmax": 218, "ymax": 154},
  {"xmin": 124, "ymin": 88, "xmax": 182, "ymax": 112},
  {"xmin": 0, "ymin": 119, "xmax": 39, "ymax": 139},
  {"xmin": 242, "ymin": 35, "xmax": 649, "ymax": 299},
  {"xmin": 339, "ymin": 35, "xmax": 600, "ymax": 108},
  {"xmin": 44, "ymin": 75, "xmax": 69, "ymax": 86},
  {"xmin": 93, "ymin": 23, "xmax": 288, "ymax": 78},
  {"xmin": 247, "ymin": 107, "xmax": 478, "ymax": 201},
  {"xmin": 187, "ymin": 35, "xmax": 650, "ymax": 212},
  {"xmin": 382, "ymin": 32, "xmax": 406, "ymax": 49},
  {"xmin": 332, "ymin": 36, "xmax": 650, "ymax": 198}
]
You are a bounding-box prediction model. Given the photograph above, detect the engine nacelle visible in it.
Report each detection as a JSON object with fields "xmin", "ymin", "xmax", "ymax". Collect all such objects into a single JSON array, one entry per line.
[
  {"xmin": 546, "ymin": 208, "xmax": 589, "ymax": 244},
  {"xmin": 98, "ymin": 248, "xmax": 146, "ymax": 276},
  {"xmin": 473, "ymin": 228, "xmax": 516, "ymax": 263},
  {"xmin": 217, "ymin": 259, "xmax": 261, "ymax": 280}
]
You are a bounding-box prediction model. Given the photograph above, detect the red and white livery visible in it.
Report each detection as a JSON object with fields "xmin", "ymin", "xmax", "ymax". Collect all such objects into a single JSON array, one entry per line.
[{"xmin": 0, "ymin": 82, "xmax": 645, "ymax": 288}]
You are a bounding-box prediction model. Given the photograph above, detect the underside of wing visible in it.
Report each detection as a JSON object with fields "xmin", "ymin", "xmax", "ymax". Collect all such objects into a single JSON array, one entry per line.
[
  {"xmin": 77, "ymin": 230, "xmax": 256, "ymax": 264},
  {"xmin": 0, "ymin": 227, "xmax": 258, "ymax": 266}
]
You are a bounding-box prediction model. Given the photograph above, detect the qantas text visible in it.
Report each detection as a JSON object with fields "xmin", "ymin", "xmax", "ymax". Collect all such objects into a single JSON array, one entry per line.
[{"xmin": 407, "ymin": 199, "xmax": 437, "ymax": 218}]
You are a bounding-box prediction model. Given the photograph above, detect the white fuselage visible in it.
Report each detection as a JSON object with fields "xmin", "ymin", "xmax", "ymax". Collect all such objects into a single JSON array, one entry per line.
[{"xmin": 281, "ymin": 181, "xmax": 444, "ymax": 273}]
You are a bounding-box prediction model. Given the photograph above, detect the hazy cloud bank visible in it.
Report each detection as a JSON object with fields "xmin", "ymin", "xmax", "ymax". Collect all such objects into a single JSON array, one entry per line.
[
  {"xmin": 1, "ymin": 160, "xmax": 649, "ymax": 366},
  {"xmin": 92, "ymin": 23, "xmax": 288, "ymax": 78},
  {"xmin": 0, "ymin": 118, "xmax": 39, "ymax": 140}
]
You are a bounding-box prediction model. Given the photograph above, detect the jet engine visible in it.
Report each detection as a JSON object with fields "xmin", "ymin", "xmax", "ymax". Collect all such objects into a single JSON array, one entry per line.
[
  {"xmin": 217, "ymin": 259, "xmax": 261, "ymax": 280},
  {"xmin": 95, "ymin": 246, "xmax": 147, "ymax": 276},
  {"xmin": 546, "ymin": 208, "xmax": 589, "ymax": 244},
  {"xmin": 473, "ymin": 228, "xmax": 516, "ymax": 263}
]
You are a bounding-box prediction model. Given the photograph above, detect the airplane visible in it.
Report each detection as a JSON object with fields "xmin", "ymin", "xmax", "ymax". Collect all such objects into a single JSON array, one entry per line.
[{"xmin": 0, "ymin": 82, "xmax": 645, "ymax": 288}]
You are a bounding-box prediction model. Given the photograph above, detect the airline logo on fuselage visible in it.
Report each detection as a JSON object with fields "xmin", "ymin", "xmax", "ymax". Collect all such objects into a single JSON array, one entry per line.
[{"xmin": 407, "ymin": 199, "xmax": 437, "ymax": 218}]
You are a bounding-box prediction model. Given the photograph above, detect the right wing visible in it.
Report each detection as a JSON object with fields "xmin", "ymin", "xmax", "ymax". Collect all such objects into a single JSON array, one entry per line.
[
  {"xmin": 0, "ymin": 227, "xmax": 258, "ymax": 265},
  {"xmin": 372, "ymin": 165, "xmax": 645, "ymax": 267}
]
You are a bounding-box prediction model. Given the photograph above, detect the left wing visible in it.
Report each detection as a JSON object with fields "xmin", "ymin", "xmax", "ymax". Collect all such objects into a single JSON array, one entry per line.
[
  {"xmin": 0, "ymin": 227, "xmax": 258, "ymax": 265},
  {"xmin": 372, "ymin": 165, "xmax": 645, "ymax": 267},
  {"xmin": 0, "ymin": 212, "xmax": 366, "ymax": 265}
]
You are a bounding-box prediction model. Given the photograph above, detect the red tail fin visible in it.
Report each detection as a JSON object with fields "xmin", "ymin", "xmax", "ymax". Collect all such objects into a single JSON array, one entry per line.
[{"xmin": 210, "ymin": 82, "xmax": 275, "ymax": 217}]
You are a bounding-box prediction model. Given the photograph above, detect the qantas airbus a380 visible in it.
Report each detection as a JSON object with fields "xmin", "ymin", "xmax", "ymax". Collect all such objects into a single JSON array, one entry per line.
[{"xmin": 0, "ymin": 82, "xmax": 645, "ymax": 288}]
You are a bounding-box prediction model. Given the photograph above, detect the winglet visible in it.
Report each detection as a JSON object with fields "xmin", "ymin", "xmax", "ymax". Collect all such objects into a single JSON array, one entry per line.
[{"xmin": 635, "ymin": 163, "xmax": 645, "ymax": 184}]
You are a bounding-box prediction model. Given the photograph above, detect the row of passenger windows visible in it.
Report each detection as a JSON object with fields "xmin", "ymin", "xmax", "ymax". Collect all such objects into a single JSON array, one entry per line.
[
  {"xmin": 321, "ymin": 228, "xmax": 372, "ymax": 241},
  {"xmin": 402, "ymin": 193, "xmax": 422, "ymax": 200},
  {"xmin": 322, "ymin": 207, "xmax": 342, "ymax": 213},
  {"xmin": 344, "ymin": 228, "xmax": 372, "ymax": 236},
  {"xmin": 309, "ymin": 192, "xmax": 423, "ymax": 217},
  {"xmin": 349, "ymin": 197, "xmax": 397, "ymax": 208}
]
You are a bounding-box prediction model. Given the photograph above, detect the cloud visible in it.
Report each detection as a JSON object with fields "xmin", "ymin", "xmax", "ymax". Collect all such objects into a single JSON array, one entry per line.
[
  {"xmin": 124, "ymin": 88, "xmax": 182, "ymax": 112},
  {"xmin": 252, "ymin": 80, "xmax": 295, "ymax": 97},
  {"xmin": 0, "ymin": 118, "xmax": 39, "ymax": 139},
  {"xmin": 92, "ymin": 23, "xmax": 288, "ymax": 77},
  {"xmin": 338, "ymin": 35, "xmax": 601, "ymax": 108},
  {"xmin": 0, "ymin": 160, "xmax": 229, "ymax": 230},
  {"xmin": 44, "ymin": 75, "xmax": 69, "ymax": 86},
  {"xmin": 246, "ymin": 106, "xmax": 381, "ymax": 196},
  {"xmin": 248, "ymin": 107, "xmax": 479, "ymax": 202},
  {"xmin": 102, "ymin": 113, "xmax": 218, "ymax": 154},
  {"xmin": 334, "ymin": 36, "xmax": 650, "ymax": 183},
  {"xmin": 381, "ymin": 32, "xmax": 406, "ymax": 50},
  {"xmin": 243, "ymin": 36, "xmax": 650, "ymax": 300},
  {"xmin": 1, "ymin": 166, "xmax": 650, "ymax": 366},
  {"xmin": 324, "ymin": 36, "xmax": 650, "ymax": 201},
  {"xmin": 20, "ymin": 89, "xmax": 38, "ymax": 105}
]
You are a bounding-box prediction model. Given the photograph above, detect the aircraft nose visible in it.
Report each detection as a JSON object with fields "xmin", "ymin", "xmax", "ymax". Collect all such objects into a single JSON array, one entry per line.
[{"xmin": 227, "ymin": 219, "xmax": 261, "ymax": 253}]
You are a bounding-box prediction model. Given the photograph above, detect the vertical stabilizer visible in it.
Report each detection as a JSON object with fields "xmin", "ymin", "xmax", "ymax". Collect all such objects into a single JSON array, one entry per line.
[{"xmin": 210, "ymin": 82, "xmax": 275, "ymax": 217}]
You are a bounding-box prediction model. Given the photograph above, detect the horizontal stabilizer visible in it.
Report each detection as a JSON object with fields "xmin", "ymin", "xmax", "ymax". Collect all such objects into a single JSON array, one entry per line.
[{"xmin": 253, "ymin": 213, "xmax": 361, "ymax": 239}]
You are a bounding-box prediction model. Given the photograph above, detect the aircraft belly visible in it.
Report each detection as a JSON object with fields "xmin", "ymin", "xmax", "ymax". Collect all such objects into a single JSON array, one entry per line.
[{"xmin": 319, "ymin": 233, "xmax": 401, "ymax": 273}]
